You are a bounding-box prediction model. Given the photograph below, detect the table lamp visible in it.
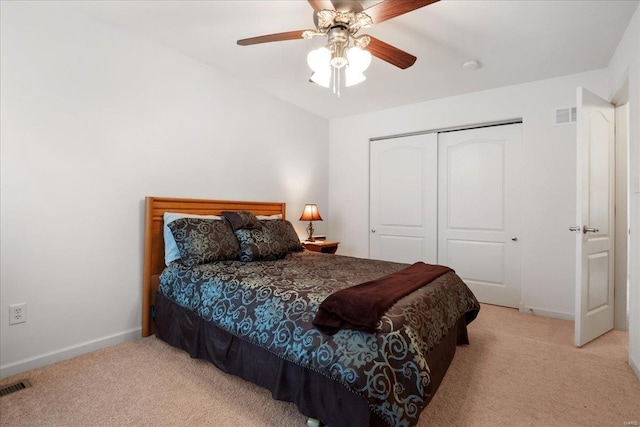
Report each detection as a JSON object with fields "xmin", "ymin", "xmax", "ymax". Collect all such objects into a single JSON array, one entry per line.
[{"xmin": 299, "ymin": 204, "xmax": 323, "ymax": 241}]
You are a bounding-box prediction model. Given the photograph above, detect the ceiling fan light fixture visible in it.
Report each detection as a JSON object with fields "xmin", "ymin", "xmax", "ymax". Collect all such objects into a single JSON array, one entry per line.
[{"xmin": 237, "ymin": 0, "xmax": 435, "ymax": 92}]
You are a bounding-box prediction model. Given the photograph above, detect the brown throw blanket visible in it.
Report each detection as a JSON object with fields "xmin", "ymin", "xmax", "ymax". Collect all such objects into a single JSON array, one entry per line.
[{"xmin": 313, "ymin": 262, "xmax": 453, "ymax": 335}]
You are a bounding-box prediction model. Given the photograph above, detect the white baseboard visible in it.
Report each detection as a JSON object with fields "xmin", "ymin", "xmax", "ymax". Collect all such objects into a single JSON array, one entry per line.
[
  {"xmin": 518, "ymin": 303, "xmax": 574, "ymax": 321},
  {"xmin": 630, "ymin": 354, "xmax": 640, "ymax": 381},
  {"xmin": 0, "ymin": 327, "xmax": 141, "ymax": 379}
]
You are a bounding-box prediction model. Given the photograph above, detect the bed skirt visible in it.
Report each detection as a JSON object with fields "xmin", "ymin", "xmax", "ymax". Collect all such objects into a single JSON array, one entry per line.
[{"xmin": 154, "ymin": 292, "xmax": 469, "ymax": 427}]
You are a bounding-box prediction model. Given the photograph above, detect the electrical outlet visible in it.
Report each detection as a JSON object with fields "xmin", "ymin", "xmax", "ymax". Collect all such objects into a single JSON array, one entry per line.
[{"xmin": 9, "ymin": 303, "xmax": 27, "ymax": 325}]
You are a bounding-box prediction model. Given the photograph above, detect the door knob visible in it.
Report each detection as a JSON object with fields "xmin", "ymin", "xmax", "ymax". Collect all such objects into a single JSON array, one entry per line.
[
  {"xmin": 371, "ymin": 229, "xmax": 376, "ymax": 233},
  {"xmin": 583, "ymin": 226, "xmax": 599, "ymax": 234},
  {"xmin": 511, "ymin": 237, "xmax": 518, "ymax": 241}
]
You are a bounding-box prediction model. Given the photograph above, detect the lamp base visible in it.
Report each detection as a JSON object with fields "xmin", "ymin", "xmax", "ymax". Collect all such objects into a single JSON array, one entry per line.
[{"xmin": 306, "ymin": 221, "xmax": 315, "ymax": 242}]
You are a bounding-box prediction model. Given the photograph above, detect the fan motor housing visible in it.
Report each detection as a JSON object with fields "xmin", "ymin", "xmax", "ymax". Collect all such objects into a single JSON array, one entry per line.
[{"xmin": 328, "ymin": 26, "xmax": 350, "ymax": 44}]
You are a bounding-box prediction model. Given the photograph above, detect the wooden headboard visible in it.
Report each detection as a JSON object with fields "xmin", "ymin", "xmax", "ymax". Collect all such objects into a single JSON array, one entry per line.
[{"xmin": 142, "ymin": 196, "xmax": 287, "ymax": 337}]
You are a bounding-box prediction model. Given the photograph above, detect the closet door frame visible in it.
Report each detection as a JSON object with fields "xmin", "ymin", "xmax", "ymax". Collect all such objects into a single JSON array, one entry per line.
[{"xmin": 369, "ymin": 120, "xmax": 523, "ymax": 308}]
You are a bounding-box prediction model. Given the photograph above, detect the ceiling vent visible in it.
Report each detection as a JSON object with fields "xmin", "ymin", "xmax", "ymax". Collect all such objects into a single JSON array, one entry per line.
[{"xmin": 554, "ymin": 107, "xmax": 577, "ymax": 125}]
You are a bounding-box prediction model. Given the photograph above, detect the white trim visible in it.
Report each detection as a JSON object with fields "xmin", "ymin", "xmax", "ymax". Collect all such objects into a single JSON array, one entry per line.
[
  {"xmin": 630, "ymin": 354, "xmax": 640, "ymax": 381},
  {"xmin": 369, "ymin": 118, "xmax": 523, "ymax": 142},
  {"xmin": 518, "ymin": 303, "xmax": 574, "ymax": 321},
  {"xmin": 0, "ymin": 328, "xmax": 141, "ymax": 379}
]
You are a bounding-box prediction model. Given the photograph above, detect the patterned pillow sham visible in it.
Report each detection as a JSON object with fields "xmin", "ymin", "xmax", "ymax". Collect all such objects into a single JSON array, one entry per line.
[
  {"xmin": 221, "ymin": 211, "xmax": 260, "ymax": 231},
  {"xmin": 259, "ymin": 219, "xmax": 304, "ymax": 252},
  {"xmin": 167, "ymin": 218, "xmax": 240, "ymax": 266},
  {"xmin": 234, "ymin": 224, "xmax": 288, "ymax": 262},
  {"xmin": 163, "ymin": 212, "xmax": 222, "ymax": 265}
]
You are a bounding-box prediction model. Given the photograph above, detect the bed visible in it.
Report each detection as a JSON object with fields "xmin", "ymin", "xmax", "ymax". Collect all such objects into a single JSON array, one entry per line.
[{"xmin": 142, "ymin": 196, "xmax": 480, "ymax": 427}]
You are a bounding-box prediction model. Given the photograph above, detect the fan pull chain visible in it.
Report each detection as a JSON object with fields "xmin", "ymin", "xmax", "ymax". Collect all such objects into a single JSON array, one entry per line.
[
  {"xmin": 330, "ymin": 67, "xmax": 342, "ymax": 100},
  {"xmin": 332, "ymin": 67, "xmax": 337, "ymax": 95}
]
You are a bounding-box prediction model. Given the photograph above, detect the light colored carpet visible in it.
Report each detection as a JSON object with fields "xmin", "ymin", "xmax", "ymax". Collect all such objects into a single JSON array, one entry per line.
[{"xmin": 1, "ymin": 304, "xmax": 638, "ymax": 426}]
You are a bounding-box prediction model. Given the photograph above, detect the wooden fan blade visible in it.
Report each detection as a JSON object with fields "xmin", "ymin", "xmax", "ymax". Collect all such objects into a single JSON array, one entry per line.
[
  {"xmin": 237, "ymin": 30, "xmax": 306, "ymax": 46},
  {"xmin": 366, "ymin": 36, "xmax": 416, "ymax": 69},
  {"xmin": 363, "ymin": 0, "xmax": 439, "ymax": 24},
  {"xmin": 307, "ymin": 0, "xmax": 335, "ymax": 12}
]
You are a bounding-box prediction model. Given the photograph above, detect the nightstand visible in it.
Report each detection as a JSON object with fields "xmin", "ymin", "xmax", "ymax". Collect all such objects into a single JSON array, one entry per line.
[{"xmin": 302, "ymin": 240, "xmax": 340, "ymax": 254}]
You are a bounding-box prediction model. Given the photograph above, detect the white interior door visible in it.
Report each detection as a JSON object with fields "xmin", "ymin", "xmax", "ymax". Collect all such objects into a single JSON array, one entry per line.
[
  {"xmin": 574, "ymin": 87, "xmax": 615, "ymax": 347},
  {"xmin": 369, "ymin": 133, "xmax": 438, "ymax": 264},
  {"xmin": 438, "ymin": 124, "xmax": 522, "ymax": 308}
]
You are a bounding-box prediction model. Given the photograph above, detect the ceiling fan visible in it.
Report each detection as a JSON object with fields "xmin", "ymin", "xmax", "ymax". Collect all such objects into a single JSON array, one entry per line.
[{"xmin": 237, "ymin": 0, "xmax": 439, "ymax": 94}]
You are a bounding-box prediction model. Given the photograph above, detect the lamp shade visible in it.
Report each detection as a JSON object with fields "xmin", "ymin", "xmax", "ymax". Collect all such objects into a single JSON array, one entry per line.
[
  {"xmin": 310, "ymin": 70, "xmax": 331, "ymax": 88},
  {"xmin": 299, "ymin": 204, "xmax": 323, "ymax": 222},
  {"xmin": 307, "ymin": 47, "xmax": 331, "ymax": 72},
  {"xmin": 347, "ymin": 47, "xmax": 371, "ymax": 73}
]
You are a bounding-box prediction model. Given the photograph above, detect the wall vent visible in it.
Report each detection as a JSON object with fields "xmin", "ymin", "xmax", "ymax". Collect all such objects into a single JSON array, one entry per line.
[
  {"xmin": 0, "ymin": 380, "xmax": 32, "ymax": 397},
  {"xmin": 554, "ymin": 107, "xmax": 577, "ymax": 125}
]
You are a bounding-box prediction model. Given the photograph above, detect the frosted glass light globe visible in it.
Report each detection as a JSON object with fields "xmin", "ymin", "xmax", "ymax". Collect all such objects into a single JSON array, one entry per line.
[
  {"xmin": 307, "ymin": 47, "xmax": 331, "ymax": 72},
  {"xmin": 346, "ymin": 47, "xmax": 372, "ymax": 73},
  {"xmin": 310, "ymin": 71, "xmax": 331, "ymax": 88}
]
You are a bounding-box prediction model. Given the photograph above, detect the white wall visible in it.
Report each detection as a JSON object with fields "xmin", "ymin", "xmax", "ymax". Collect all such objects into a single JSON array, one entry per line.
[
  {"xmin": 0, "ymin": 2, "xmax": 329, "ymax": 377},
  {"xmin": 2, "ymin": 0, "xmax": 637, "ymax": 383},
  {"xmin": 329, "ymin": 70, "xmax": 609, "ymax": 320},
  {"xmin": 608, "ymin": 4, "xmax": 640, "ymax": 380}
]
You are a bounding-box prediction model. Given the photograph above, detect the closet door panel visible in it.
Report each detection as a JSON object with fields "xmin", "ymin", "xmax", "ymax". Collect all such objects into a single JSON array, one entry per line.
[
  {"xmin": 369, "ymin": 133, "xmax": 438, "ymax": 264},
  {"xmin": 438, "ymin": 124, "xmax": 522, "ymax": 308}
]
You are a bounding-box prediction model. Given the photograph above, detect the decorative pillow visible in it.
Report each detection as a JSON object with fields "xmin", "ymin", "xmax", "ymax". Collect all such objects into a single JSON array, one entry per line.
[
  {"xmin": 222, "ymin": 211, "xmax": 260, "ymax": 231},
  {"xmin": 167, "ymin": 218, "xmax": 240, "ymax": 267},
  {"xmin": 260, "ymin": 219, "xmax": 304, "ymax": 252},
  {"xmin": 163, "ymin": 212, "xmax": 222, "ymax": 265},
  {"xmin": 234, "ymin": 224, "xmax": 288, "ymax": 262}
]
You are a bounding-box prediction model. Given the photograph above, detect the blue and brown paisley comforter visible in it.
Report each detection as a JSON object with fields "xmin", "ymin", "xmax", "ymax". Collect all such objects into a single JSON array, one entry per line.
[{"xmin": 159, "ymin": 250, "xmax": 479, "ymax": 427}]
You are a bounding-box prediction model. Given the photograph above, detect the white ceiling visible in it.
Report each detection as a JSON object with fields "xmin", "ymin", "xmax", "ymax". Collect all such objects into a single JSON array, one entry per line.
[{"xmin": 67, "ymin": 0, "xmax": 638, "ymax": 120}]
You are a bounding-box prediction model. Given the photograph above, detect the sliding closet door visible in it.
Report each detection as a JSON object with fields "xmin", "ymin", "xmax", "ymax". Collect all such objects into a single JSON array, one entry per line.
[
  {"xmin": 369, "ymin": 133, "xmax": 438, "ymax": 264},
  {"xmin": 438, "ymin": 124, "xmax": 522, "ymax": 308}
]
